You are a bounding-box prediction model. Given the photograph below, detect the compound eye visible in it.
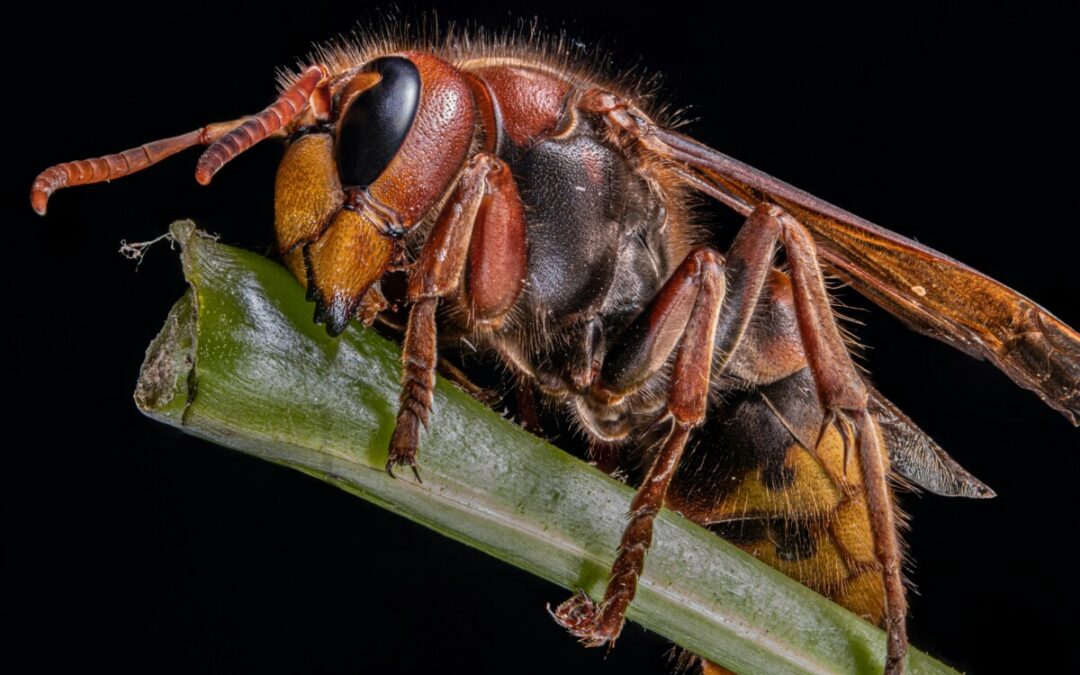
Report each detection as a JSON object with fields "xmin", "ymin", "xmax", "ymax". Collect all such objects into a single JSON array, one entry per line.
[{"xmin": 336, "ymin": 57, "xmax": 421, "ymax": 187}]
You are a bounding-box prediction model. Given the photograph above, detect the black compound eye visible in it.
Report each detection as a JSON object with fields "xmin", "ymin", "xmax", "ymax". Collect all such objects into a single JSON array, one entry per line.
[{"xmin": 336, "ymin": 57, "xmax": 421, "ymax": 187}]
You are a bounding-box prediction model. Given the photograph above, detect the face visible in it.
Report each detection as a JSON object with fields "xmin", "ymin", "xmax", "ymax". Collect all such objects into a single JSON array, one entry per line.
[
  {"xmin": 17, "ymin": 5, "xmax": 1078, "ymax": 674},
  {"xmin": 271, "ymin": 51, "xmax": 476, "ymax": 335}
]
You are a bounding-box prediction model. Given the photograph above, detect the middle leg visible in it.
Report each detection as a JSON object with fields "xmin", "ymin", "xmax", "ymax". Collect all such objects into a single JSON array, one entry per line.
[
  {"xmin": 552, "ymin": 246, "xmax": 727, "ymax": 645},
  {"xmin": 550, "ymin": 204, "xmax": 810, "ymax": 647}
]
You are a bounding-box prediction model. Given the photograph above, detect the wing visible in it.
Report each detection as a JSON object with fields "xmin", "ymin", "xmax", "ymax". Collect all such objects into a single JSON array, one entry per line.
[
  {"xmin": 626, "ymin": 120, "xmax": 1080, "ymax": 425},
  {"xmin": 868, "ymin": 388, "xmax": 994, "ymax": 498}
]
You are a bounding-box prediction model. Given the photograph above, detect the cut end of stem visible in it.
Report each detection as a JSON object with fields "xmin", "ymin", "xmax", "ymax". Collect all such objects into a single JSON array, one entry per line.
[{"xmin": 134, "ymin": 221, "xmax": 201, "ymax": 423}]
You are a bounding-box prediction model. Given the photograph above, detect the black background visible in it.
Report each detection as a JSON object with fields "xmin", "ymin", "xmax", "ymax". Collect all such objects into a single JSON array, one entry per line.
[{"xmin": 9, "ymin": 2, "xmax": 1078, "ymax": 673}]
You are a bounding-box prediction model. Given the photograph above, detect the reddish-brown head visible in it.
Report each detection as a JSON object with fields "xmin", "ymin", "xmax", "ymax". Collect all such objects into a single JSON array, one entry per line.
[
  {"xmin": 30, "ymin": 51, "xmax": 477, "ymax": 336},
  {"xmin": 275, "ymin": 52, "xmax": 477, "ymax": 334}
]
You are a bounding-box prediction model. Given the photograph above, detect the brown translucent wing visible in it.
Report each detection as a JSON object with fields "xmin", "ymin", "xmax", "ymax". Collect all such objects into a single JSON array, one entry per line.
[{"xmin": 648, "ymin": 126, "xmax": 1080, "ymax": 425}]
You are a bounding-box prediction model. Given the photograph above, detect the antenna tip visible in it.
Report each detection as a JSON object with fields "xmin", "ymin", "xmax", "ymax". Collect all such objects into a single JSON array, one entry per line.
[{"xmin": 30, "ymin": 188, "xmax": 49, "ymax": 216}]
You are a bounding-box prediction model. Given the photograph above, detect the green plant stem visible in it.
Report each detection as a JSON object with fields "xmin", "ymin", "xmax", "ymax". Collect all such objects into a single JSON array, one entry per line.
[{"xmin": 135, "ymin": 220, "xmax": 957, "ymax": 675}]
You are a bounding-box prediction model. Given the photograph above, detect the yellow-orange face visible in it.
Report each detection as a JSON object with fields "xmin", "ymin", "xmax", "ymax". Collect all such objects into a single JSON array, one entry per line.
[{"xmin": 274, "ymin": 52, "xmax": 477, "ymax": 335}]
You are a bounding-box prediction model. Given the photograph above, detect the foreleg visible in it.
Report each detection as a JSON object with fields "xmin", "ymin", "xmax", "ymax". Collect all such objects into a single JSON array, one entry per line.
[{"xmin": 386, "ymin": 154, "xmax": 527, "ymax": 478}]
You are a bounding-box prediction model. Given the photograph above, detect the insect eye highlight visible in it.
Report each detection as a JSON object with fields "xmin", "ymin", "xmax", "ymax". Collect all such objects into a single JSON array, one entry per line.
[{"xmin": 336, "ymin": 57, "xmax": 421, "ymax": 188}]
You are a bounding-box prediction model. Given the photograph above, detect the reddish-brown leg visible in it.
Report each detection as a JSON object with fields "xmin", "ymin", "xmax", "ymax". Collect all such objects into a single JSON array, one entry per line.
[
  {"xmin": 589, "ymin": 89, "xmax": 908, "ymax": 672},
  {"xmin": 549, "ymin": 207, "xmax": 814, "ymax": 646},
  {"xmin": 552, "ymin": 247, "xmax": 726, "ymax": 645},
  {"xmin": 386, "ymin": 154, "xmax": 527, "ymax": 478},
  {"xmin": 768, "ymin": 206, "xmax": 907, "ymax": 674},
  {"xmin": 592, "ymin": 206, "xmax": 794, "ymax": 403},
  {"xmin": 703, "ymin": 203, "xmax": 908, "ymax": 674}
]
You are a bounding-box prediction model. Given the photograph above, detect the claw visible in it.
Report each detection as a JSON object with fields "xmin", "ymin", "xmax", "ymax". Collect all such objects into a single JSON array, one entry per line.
[
  {"xmin": 816, "ymin": 408, "xmax": 837, "ymax": 449},
  {"xmin": 817, "ymin": 407, "xmax": 856, "ymax": 480},
  {"xmin": 549, "ymin": 589, "xmax": 599, "ymax": 633},
  {"xmin": 549, "ymin": 590, "xmax": 620, "ymax": 648},
  {"xmin": 385, "ymin": 452, "xmax": 423, "ymax": 483},
  {"xmin": 836, "ymin": 413, "xmax": 855, "ymax": 479}
]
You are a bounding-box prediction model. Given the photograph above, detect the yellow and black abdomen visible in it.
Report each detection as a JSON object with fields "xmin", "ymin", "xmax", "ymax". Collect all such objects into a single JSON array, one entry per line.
[{"xmin": 666, "ymin": 366, "xmax": 891, "ymax": 625}]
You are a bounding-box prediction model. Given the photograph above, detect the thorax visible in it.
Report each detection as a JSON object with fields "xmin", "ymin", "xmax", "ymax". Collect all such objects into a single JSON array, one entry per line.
[{"xmin": 451, "ymin": 63, "xmax": 682, "ymax": 423}]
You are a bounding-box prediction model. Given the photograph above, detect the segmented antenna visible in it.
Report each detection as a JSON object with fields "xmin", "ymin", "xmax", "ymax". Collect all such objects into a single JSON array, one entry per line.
[
  {"xmin": 31, "ymin": 127, "xmax": 217, "ymax": 216},
  {"xmin": 31, "ymin": 64, "xmax": 328, "ymax": 215},
  {"xmin": 195, "ymin": 65, "xmax": 327, "ymax": 185}
]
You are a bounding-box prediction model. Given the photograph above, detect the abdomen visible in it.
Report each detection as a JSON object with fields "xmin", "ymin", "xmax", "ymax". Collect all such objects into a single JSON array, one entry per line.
[{"xmin": 667, "ymin": 366, "xmax": 888, "ymax": 625}]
